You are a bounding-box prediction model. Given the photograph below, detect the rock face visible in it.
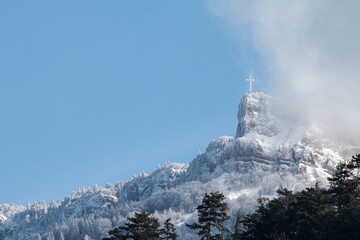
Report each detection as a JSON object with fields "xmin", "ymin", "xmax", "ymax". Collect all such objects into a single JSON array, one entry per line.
[
  {"xmin": 236, "ymin": 93, "xmax": 279, "ymax": 138},
  {"xmin": 0, "ymin": 92, "xmax": 358, "ymax": 240}
]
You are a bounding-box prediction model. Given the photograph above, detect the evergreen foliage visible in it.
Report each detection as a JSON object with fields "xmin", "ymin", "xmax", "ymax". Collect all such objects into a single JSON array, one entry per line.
[
  {"xmin": 103, "ymin": 213, "xmax": 178, "ymax": 240},
  {"xmin": 186, "ymin": 191, "xmax": 230, "ymax": 240},
  {"xmin": 161, "ymin": 218, "xmax": 178, "ymax": 240},
  {"xmin": 238, "ymin": 154, "xmax": 360, "ymax": 240},
  {"xmin": 103, "ymin": 212, "xmax": 161, "ymax": 240},
  {"xmin": 232, "ymin": 210, "xmax": 244, "ymax": 240}
]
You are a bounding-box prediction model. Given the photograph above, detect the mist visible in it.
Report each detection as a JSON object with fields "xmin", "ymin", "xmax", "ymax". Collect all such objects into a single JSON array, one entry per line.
[{"xmin": 210, "ymin": 0, "xmax": 360, "ymax": 144}]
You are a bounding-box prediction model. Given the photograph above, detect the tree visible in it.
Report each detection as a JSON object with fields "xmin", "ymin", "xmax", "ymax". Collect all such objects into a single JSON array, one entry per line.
[
  {"xmin": 327, "ymin": 155, "xmax": 360, "ymax": 239},
  {"xmin": 161, "ymin": 218, "xmax": 178, "ymax": 240},
  {"xmin": 237, "ymin": 154, "xmax": 360, "ymax": 240},
  {"xmin": 240, "ymin": 191, "xmax": 297, "ymax": 240},
  {"xmin": 47, "ymin": 232, "xmax": 55, "ymax": 240},
  {"xmin": 103, "ymin": 212, "xmax": 161, "ymax": 240},
  {"xmin": 289, "ymin": 184, "xmax": 335, "ymax": 240},
  {"xmin": 84, "ymin": 235, "xmax": 93, "ymax": 240},
  {"xmin": 103, "ymin": 227, "xmax": 125, "ymax": 240},
  {"xmin": 186, "ymin": 191, "xmax": 230, "ymax": 240},
  {"xmin": 232, "ymin": 210, "xmax": 244, "ymax": 240},
  {"xmin": 59, "ymin": 231, "xmax": 65, "ymax": 240}
]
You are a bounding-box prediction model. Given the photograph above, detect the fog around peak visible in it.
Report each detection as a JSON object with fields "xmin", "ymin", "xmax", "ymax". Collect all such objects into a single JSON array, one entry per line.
[{"xmin": 209, "ymin": 0, "xmax": 360, "ymax": 144}]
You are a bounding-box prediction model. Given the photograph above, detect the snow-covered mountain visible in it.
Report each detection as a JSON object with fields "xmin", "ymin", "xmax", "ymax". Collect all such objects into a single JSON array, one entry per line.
[{"xmin": 1, "ymin": 92, "xmax": 358, "ymax": 240}]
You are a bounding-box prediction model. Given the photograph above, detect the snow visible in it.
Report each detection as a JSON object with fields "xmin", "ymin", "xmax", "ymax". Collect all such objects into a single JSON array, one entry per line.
[
  {"xmin": 0, "ymin": 92, "xmax": 359, "ymax": 239},
  {"xmin": 228, "ymin": 188, "xmax": 263, "ymax": 200}
]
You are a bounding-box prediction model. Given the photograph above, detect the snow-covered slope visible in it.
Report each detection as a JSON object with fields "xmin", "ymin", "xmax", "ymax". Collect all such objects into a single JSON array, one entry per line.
[{"xmin": 0, "ymin": 92, "xmax": 358, "ymax": 240}]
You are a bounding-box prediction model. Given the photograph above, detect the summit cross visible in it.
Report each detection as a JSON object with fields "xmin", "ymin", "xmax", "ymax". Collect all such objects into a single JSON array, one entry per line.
[{"xmin": 246, "ymin": 74, "xmax": 255, "ymax": 94}]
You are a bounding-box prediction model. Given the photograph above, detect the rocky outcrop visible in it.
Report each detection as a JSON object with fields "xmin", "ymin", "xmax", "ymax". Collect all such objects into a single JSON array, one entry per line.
[{"xmin": 0, "ymin": 92, "xmax": 358, "ymax": 240}]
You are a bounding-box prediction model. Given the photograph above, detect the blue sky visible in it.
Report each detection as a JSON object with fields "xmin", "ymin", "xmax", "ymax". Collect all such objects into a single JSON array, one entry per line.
[{"xmin": 0, "ymin": 1, "xmax": 267, "ymax": 205}]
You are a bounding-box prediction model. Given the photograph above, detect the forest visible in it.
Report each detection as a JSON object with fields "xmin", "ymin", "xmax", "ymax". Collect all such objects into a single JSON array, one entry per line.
[{"xmin": 103, "ymin": 154, "xmax": 360, "ymax": 240}]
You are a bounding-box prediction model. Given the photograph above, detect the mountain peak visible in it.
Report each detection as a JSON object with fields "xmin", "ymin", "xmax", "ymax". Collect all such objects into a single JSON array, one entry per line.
[
  {"xmin": 235, "ymin": 92, "xmax": 279, "ymax": 138},
  {"xmin": 1, "ymin": 93, "xmax": 359, "ymax": 240}
]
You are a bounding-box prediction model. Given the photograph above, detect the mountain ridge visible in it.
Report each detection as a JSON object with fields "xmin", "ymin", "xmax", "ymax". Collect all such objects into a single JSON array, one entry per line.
[{"xmin": 1, "ymin": 92, "xmax": 358, "ymax": 239}]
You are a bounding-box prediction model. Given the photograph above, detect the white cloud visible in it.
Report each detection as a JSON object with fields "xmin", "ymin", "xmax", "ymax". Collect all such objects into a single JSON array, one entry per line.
[{"xmin": 210, "ymin": 0, "xmax": 360, "ymax": 144}]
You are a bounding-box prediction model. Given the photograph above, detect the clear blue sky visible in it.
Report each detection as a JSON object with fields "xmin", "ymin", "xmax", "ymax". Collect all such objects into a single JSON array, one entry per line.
[{"xmin": 0, "ymin": 1, "xmax": 267, "ymax": 205}]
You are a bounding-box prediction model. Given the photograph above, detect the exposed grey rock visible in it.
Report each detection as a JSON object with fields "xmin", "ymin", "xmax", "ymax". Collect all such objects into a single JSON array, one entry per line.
[{"xmin": 0, "ymin": 92, "xmax": 358, "ymax": 240}]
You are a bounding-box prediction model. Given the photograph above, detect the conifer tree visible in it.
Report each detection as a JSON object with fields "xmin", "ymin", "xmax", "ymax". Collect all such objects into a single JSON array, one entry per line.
[
  {"xmin": 161, "ymin": 218, "xmax": 178, "ymax": 240},
  {"xmin": 103, "ymin": 227, "xmax": 125, "ymax": 240},
  {"xmin": 327, "ymin": 155, "xmax": 360, "ymax": 239},
  {"xmin": 232, "ymin": 210, "xmax": 244, "ymax": 240},
  {"xmin": 47, "ymin": 232, "xmax": 55, "ymax": 240},
  {"xmin": 292, "ymin": 184, "xmax": 335, "ymax": 240},
  {"xmin": 59, "ymin": 231, "xmax": 65, "ymax": 240},
  {"xmin": 103, "ymin": 212, "xmax": 161, "ymax": 240},
  {"xmin": 186, "ymin": 191, "xmax": 230, "ymax": 240},
  {"xmin": 237, "ymin": 154, "xmax": 360, "ymax": 240}
]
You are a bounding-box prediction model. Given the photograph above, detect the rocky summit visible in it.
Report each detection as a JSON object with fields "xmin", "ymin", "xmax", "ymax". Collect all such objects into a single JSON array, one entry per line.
[{"xmin": 1, "ymin": 92, "xmax": 358, "ymax": 239}]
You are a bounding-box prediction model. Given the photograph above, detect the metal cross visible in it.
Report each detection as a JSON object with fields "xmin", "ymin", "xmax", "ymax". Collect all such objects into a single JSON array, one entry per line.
[{"xmin": 246, "ymin": 74, "xmax": 255, "ymax": 94}]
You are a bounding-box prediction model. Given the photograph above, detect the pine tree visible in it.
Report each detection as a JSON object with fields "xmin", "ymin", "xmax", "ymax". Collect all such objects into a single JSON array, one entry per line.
[
  {"xmin": 237, "ymin": 155, "xmax": 360, "ymax": 240},
  {"xmin": 47, "ymin": 232, "xmax": 55, "ymax": 240},
  {"xmin": 161, "ymin": 218, "xmax": 178, "ymax": 240},
  {"xmin": 84, "ymin": 235, "xmax": 93, "ymax": 240},
  {"xmin": 186, "ymin": 191, "xmax": 230, "ymax": 240},
  {"xmin": 292, "ymin": 184, "xmax": 335, "ymax": 240},
  {"xmin": 59, "ymin": 231, "xmax": 65, "ymax": 240},
  {"xmin": 103, "ymin": 227, "xmax": 125, "ymax": 240},
  {"xmin": 239, "ymin": 197, "xmax": 268, "ymax": 240},
  {"xmin": 103, "ymin": 212, "xmax": 161, "ymax": 240},
  {"xmin": 232, "ymin": 210, "xmax": 244, "ymax": 240},
  {"xmin": 327, "ymin": 156, "xmax": 360, "ymax": 239},
  {"xmin": 239, "ymin": 191, "xmax": 296, "ymax": 240}
]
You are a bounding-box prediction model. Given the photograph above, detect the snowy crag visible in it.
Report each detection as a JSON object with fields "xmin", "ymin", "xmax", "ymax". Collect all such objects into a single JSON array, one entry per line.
[{"xmin": 1, "ymin": 92, "xmax": 358, "ymax": 240}]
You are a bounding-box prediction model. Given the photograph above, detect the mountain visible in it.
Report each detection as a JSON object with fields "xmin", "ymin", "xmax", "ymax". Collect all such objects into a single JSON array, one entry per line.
[{"xmin": 0, "ymin": 92, "xmax": 358, "ymax": 240}]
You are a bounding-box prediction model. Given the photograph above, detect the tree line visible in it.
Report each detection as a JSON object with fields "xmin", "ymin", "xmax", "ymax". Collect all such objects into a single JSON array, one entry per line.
[
  {"xmin": 104, "ymin": 154, "xmax": 360, "ymax": 240},
  {"xmin": 237, "ymin": 154, "xmax": 360, "ymax": 240},
  {"xmin": 102, "ymin": 212, "xmax": 177, "ymax": 240}
]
